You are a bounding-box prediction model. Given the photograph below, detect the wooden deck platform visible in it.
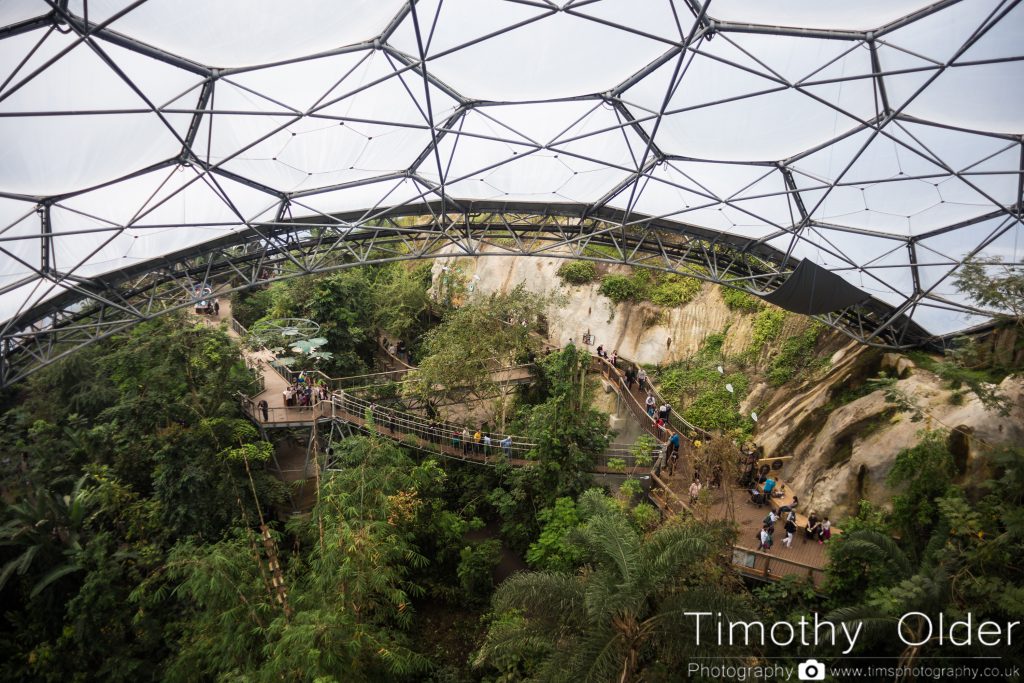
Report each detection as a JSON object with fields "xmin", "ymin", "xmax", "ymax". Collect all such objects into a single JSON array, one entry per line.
[{"xmin": 652, "ymin": 468, "xmax": 830, "ymax": 587}]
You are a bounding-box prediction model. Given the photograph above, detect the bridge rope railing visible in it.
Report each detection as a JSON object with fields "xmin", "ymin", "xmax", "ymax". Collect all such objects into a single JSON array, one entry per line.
[{"xmin": 240, "ymin": 390, "xmax": 656, "ymax": 470}]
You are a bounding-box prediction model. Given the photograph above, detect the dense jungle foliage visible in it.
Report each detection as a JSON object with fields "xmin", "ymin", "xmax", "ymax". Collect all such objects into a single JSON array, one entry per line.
[{"xmin": 1, "ymin": 258, "xmax": 1022, "ymax": 681}]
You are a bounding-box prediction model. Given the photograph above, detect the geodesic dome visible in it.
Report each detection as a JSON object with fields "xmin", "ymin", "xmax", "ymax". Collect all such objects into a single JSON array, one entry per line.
[{"xmin": 0, "ymin": 1, "xmax": 1021, "ymax": 383}]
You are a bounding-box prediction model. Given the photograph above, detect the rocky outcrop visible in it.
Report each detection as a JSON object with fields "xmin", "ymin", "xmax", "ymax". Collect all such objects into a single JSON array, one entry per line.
[
  {"xmin": 430, "ymin": 247, "xmax": 754, "ymax": 365},
  {"xmin": 428, "ymin": 249, "xmax": 1024, "ymax": 521},
  {"xmin": 771, "ymin": 368, "xmax": 1024, "ymax": 520}
]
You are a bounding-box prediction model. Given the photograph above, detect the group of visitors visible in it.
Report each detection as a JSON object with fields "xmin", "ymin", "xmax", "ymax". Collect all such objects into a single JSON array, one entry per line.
[
  {"xmin": 361, "ymin": 404, "xmax": 518, "ymax": 461},
  {"xmin": 644, "ymin": 394, "xmax": 672, "ymax": 420},
  {"xmin": 595, "ymin": 345, "xmax": 617, "ymax": 367},
  {"xmin": 757, "ymin": 505, "xmax": 797, "ymax": 552},
  {"xmin": 450, "ymin": 426, "xmax": 512, "ymax": 459},
  {"xmin": 750, "ymin": 473, "xmax": 784, "ymax": 507},
  {"xmin": 382, "ymin": 337, "xmax": 409, "ymax": 363},
  {"xmin": 596, "ymin": 344, "xmax": 652, "ymax": 395},
  {"xmin": 283, "ymin": 378, "xmax": 329, "ymax": 408},
  {"xmin": 755, "ymin": 499, "xmax": 830, "ymax": 553},
  {"xmin": 804, "ymin": 512, "xmax": 832, "ymax": 544}
]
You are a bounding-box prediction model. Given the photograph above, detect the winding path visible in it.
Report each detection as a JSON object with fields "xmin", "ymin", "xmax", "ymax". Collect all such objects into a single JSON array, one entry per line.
[{"xmin": 209, "ymin": 299, "xmax": 831, "ymax": 585}]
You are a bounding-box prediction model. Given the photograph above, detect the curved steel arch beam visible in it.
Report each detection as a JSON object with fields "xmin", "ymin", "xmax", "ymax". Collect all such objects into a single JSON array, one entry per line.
[{"xmin": 0, "ymin": 201, "xmax": 945, "ymax": 387}]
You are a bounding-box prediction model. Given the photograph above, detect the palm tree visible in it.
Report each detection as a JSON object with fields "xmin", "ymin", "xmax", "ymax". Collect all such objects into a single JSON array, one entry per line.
[
  {"xmin": 0, "ymin": 474, "xmax": 96, "ymax": 597},
  {"xmin": 475, "ymin": 508, "xmax": 753, "ymax": 682},
  {"xmin": 827, "ymin": 529, "xmax": 947, "ymax": 667}
]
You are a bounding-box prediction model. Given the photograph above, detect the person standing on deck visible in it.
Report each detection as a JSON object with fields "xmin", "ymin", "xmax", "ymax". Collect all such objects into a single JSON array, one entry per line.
[
  {"xmin": 257, "ymin": 399, "xmax": 269, "ymax": 422},
  {"xmin": 688, "ymin": 478, "xmax": 702, "ymax": 504},
  {"xmin": 782, "ymin": 517, "xmax": 797, "ymax": 548},
  {"xmin": 804, "ymin": 513, "xmax": 820, "ymax": 543}
]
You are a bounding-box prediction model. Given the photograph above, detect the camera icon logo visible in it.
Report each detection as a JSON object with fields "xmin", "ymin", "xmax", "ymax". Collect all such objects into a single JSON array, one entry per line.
[{"xmin": 798, "ymin": 659, "xmax": 826, "ymax": 681}]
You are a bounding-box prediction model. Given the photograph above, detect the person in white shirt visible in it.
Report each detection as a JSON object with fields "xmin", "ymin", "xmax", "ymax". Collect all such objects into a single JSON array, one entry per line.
[{"xmin": 688, "ymin": 479, "xmax": 702, "ymax": 504}]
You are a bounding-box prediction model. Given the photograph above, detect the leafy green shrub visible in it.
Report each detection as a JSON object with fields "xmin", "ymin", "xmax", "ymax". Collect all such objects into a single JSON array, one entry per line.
[
  {"xmin": 599, "ymin": 269, "xmax": 703, "ymax": 308},
  {"xmin": 631, "ymin": 502, "xmax": 660, "ymax": 531},
  {"xmin": 618, "ymin": 477, "xmax": 643, "ymax": 502},
  {"xmin": 526, "ymin": 497, "xmax": 584, "ymax": 571},
  {"xmin": 599, "ymin": 274, "xmax": 645, "ymax": 303},
  {"xmin": 649, "ymin": 274, "xmax": 702, "ymax": 307},
  {"xmin": 652, "ymin": 335, "xmax": 754, "ymax": 439},
  {"xmin": 230, "ymin": 287, "xmax": 275, "ymax": 329},
  {"xmin": 457, "ymin": 539, "xmax": 503, "ymax": 604},
  {"xmin": 750, "ymin": 308, "xmax": 786, "ymax": 353},
  {"xmin": 681, "ymin": 375, "xmax": 753, "ymax": 439},
  {"xmin": 606, "ymin": 457, "xmax": 626, "ymax": 473},
  {"xmin": 720, "ymin": 286, "xmax": 762, "ymax": 313},
  {"xmin": 556, "ymin": 260, "xmax": 597, "ymax": 285}
]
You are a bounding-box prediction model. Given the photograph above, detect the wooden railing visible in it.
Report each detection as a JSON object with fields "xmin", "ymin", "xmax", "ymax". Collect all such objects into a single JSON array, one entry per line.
[
  {"xmin": 648, "ymin": 472, "xmax": 826, "ymax": 588},
  {"xmin": 730, "ymin": 546, "xmax": 826, "ymax": 588},
  {"xmin": 590, "ymin": 353, "xmax": 709, "ymax": 441}
]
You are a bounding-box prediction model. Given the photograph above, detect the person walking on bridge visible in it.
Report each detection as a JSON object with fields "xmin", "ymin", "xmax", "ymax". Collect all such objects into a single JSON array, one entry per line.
[
  {"xmin": 501, "ymin": 435, "xmax": 512, "ymax": 458},
  {"xmin": 637, "ymin": 367, "xmax": 647, "ymax": 392},
  {"xmin": 645, "ymin": 393, "xmax": 656, "ymax": 417},
  {"xmin": 257, "ymin": 399, "xmax": 269, "ymax": 422}
]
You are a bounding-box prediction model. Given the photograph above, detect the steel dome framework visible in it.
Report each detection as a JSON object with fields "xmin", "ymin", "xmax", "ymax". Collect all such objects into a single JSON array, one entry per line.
[{"xmin": 0, "ymin": 0, "xmax": 1021, "ymax": 386}]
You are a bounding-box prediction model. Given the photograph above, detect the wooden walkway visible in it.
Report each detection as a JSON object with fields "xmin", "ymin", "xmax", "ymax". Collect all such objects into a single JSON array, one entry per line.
[{"xmin": 205, "ymin": 299, "xmax": 829, "ymax": 584}]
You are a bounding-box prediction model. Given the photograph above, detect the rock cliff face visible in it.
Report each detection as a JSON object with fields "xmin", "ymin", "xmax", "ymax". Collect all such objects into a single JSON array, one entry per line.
[
  {"xmin": 753, "ymin": 352, "xmax": 1024, "ymax": 519},
  {"xmin": 429, "ymin": 249, "xmax": 1023, "ymax": 520},
  {"xmin": 430, "ymin": 246, "xmax": 765, "ymax": 363}
]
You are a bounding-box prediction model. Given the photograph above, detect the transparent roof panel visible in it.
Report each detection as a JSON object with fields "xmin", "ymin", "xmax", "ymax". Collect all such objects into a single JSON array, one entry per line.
[{"xmin": 0, "ymin": 0, "xmax": 1020, "ymax": 344}]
